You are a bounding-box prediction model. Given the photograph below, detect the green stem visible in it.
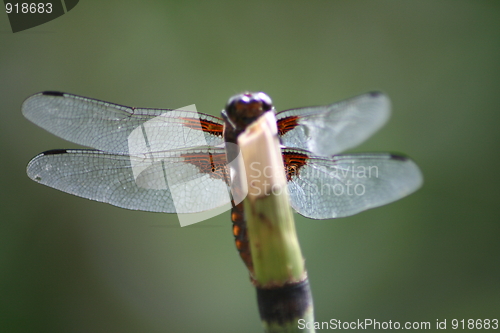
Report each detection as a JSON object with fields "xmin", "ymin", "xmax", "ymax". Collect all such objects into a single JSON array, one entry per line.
[{"xmin": 238, "ymin": 112, "xmax": 315, "ymax": 333}]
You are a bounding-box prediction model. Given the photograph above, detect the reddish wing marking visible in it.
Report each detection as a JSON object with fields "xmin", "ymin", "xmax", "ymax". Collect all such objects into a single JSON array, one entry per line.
[
  {"xmin": 277, "ymin": 115, "xmax": 299, "ymax": 136},
  {"xmin": 180, "ymin": 151, "xmax": 229, "ymax": 182},
  {"xmin": 282, "ymin": 150, "xmax": 309, "ymax": 181},
  {"xmin": 180, "ymin": 117, "xmax": 224, "ymax": 136}
]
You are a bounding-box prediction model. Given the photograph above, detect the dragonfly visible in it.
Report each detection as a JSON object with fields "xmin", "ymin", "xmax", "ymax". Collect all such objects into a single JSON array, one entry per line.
[{"xmin": 23, "ymin": 91, "xmax": 423, "ymax": 272}]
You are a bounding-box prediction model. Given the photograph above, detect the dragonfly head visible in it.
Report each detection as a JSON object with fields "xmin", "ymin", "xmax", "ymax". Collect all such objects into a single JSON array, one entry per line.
[{"xmin": 222, "ymin": 92, "xmax": 274, "ymax": 131}]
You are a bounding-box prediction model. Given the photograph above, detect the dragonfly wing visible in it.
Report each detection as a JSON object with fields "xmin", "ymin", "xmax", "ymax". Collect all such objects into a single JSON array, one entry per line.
[
  {"xmin": 283, "ymin": 149, "xmax": 423, "ymax": 219},
  {"xmin": 26, "ymin": 147, "xmax": 231, "ymax": 213},
  {"xmin": 22, "ymin": 92, "xmax": 225, "ymax": 154},
  {"xmin": 277, "ymin": 92, "xmax": 390, "ymax": 156}
]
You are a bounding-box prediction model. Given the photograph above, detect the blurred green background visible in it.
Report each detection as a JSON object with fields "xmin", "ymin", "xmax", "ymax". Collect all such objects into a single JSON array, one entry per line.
[{"xmin": 1, "ymin": 1, "xmax": 499, "ymax": 332}]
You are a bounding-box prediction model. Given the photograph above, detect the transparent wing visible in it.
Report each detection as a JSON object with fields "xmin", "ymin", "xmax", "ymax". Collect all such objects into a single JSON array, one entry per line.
[
  {"xmin": 277, "ymin": 92, "xmax": 391, "ymax": 156},
  {"xmin": 284, "ymin": 149, "xmax": 423, "ymax": 219},
  {"xmin": 26, "ymin": 147, "xmax": 231, "ymax": 213},
  {"xmin": 22, "ymin": 92, "xmax": 225, "ymax": 154}
]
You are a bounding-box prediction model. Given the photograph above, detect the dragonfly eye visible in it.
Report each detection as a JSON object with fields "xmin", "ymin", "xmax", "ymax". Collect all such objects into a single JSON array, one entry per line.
[
  {"xmin": 224, "ymin": 96, "xmax": 240, "ymax": 118},
  {"xmin": 256, "ymin": 92, "xmax": 273, "ymax": 112},
  {"xmin": 223, "ymin": 92, "xmax": 274, "ymax": 130}
]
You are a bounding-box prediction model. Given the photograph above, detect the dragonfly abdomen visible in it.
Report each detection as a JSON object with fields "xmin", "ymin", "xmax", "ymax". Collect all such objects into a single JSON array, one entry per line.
[{"xmin": 231, "ymin": 202, "xmax": 254, "ymax": 273}]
